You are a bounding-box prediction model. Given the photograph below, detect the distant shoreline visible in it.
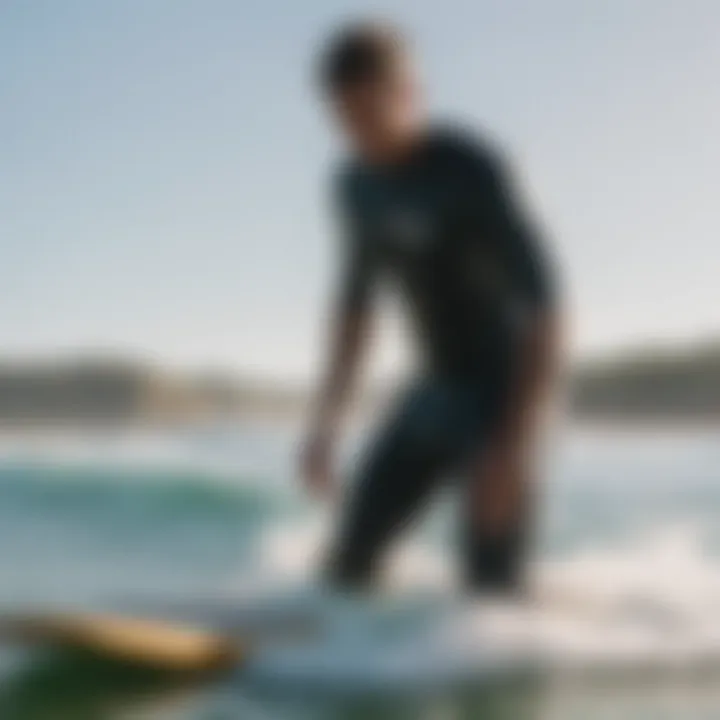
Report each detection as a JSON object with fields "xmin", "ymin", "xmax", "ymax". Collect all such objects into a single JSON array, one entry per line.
[
  {"xmin": 0, "ymin": 414, "xmax": 717, "ymax": 438},
  {"xmin": 0, "ymin": 338, "xmax": 719, "ymax": 430},
  {"xmin": 570, "ymin": 417, "xmax": 720, "ymax": 435}
]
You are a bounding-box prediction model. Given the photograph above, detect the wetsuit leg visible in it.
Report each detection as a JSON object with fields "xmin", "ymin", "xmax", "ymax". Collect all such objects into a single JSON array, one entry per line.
[
  {"xmin": 460, "ymin": 513, "xmax": 530, "ymax": 595},
  {"xmin": 325, "ymin": 379, "xmax": 475, "ymax": 588},
  {"xmin": 326, "ymin": 373, "xmax": 531, "ymax": 594},
  {"xmin": 459, "ymin": 432, "xmax": 531, "ymax": 595}
]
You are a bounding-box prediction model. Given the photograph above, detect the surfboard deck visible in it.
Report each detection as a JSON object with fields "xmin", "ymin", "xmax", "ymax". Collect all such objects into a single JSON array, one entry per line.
[{"xmin": 0, "ymin": 612, "xmax": 243, "ymax": 675}]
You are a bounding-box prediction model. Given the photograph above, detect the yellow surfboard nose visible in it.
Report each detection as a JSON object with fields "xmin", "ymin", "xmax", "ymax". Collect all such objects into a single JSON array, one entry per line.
[{"xmin": 0, "ymin": 613, "xmax": 243, "ymax": 675}]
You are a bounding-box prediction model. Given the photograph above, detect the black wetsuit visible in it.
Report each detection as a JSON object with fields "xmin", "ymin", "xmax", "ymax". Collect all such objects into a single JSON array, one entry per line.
[{"xmin": 326, "ymin": 125, "xmax": 556, "ymax": 592}]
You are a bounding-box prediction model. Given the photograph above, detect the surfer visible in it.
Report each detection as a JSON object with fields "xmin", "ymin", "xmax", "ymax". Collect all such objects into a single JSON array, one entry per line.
[{"xmin": 301, "ymin": 22, "xmax": 561, "ymax": 594}]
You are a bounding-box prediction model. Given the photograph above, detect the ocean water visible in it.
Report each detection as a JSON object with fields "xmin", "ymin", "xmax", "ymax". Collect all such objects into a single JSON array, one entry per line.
[{"xmin": 0, "ymin": 423, "xmax": 718, "ymax": 718}]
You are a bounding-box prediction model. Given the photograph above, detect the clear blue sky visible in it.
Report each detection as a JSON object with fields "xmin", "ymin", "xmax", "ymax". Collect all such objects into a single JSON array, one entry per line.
[{"xmin": 2, "ymin": 1, "xmax": 718, "ymax": 380}]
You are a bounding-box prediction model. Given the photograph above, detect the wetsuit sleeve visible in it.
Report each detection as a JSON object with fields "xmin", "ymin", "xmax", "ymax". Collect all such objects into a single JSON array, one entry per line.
[
  {"xmin": 466, "ymin": 144, "xmax": 557, "ymax": 311},
  {"xmin": 333, "ymin": 174, "xmax": 378, "ymax": 314}
]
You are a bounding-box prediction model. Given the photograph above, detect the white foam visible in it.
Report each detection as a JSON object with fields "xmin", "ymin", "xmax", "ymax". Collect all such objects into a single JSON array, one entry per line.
[{"xmin": 235, "ymin": 519, "xmax": 720, "ymax": 689}]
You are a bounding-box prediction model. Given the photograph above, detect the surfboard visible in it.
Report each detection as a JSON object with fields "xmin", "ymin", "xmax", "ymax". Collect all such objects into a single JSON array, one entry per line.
[
  {"xmin": 4, "ymin": 585, "xmax": 718, "ymax": 693},
  {"xmin": 0, "ymin": 588, "xmax": 431, "ymax": 676},
  {"xmin": 0, "ymin": 612, "xmax": 242, "ymax": 675},
  {"xmin": 0, "ymin": 591, "xmax": 537, "ymax": 695}
]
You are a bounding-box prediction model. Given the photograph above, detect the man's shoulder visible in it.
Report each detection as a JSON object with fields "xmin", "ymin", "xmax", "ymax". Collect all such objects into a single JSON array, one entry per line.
[{"xmin": 426, "ymin": 122, "xmax": 506, "ymax": 176}]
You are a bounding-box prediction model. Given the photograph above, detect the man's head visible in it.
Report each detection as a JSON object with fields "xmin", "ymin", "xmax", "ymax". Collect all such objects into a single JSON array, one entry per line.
[{"xmin": 318, "ymin": 22, "xmax": 423, "ymax": 161}]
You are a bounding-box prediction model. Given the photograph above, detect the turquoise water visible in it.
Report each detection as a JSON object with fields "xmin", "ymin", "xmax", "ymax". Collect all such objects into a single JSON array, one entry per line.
[{"xmin": 0, "ymin": 426, "xmax": 718, "ymax": 718}]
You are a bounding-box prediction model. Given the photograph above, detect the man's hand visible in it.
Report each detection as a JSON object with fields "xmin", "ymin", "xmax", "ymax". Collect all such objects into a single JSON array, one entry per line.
[{"xmin": 300, "ymin": 428, "xmax": 336, "ymax": 501}]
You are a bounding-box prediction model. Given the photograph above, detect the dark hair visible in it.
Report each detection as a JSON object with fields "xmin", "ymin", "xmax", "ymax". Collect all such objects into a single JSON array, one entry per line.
[{"xmin": 318, "ymin": 21, "xmax": 406, "ymax": 94}]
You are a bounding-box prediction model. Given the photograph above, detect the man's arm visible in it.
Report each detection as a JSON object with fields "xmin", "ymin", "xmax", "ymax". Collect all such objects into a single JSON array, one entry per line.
[
  {"xmin": 308, "ymin": 304, "xmax": 373, "ymax": 446},
  {"xmin": 301, "ymin": 176, "xmax": 377, "ymax": 498}
]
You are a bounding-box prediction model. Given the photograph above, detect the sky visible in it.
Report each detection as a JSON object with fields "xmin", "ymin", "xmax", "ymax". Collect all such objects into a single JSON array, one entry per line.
[{"xmin": 2, "ymin": 0, "xmax": 719, "ymax": 381}]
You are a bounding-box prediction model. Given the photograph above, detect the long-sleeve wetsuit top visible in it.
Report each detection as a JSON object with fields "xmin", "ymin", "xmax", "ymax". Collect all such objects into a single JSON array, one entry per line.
[{"xmin": 334, "ymin": 125, "xmax": 557, "ymax": 381}]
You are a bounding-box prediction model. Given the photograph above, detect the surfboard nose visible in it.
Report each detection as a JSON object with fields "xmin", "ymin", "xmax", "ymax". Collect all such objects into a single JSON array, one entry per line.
[{"xmin": 0, "ymin": 613, "xmax": 243, "ymax": 675}]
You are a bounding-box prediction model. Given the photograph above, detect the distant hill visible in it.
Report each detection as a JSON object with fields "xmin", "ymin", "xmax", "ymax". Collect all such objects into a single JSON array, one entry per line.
[
  {"xmin": 570, "ymin": 340, "xmax": 720, "ymax": 422},
  {"xmin": 0, "ymin": 357, "xmax": 307, "ymax": 428}
]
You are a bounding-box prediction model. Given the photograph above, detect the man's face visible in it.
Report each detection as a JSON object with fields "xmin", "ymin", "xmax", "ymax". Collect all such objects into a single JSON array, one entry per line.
[{"xmin": 331, "ymin": 60, "xmax": 421, "ymax": 155}]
